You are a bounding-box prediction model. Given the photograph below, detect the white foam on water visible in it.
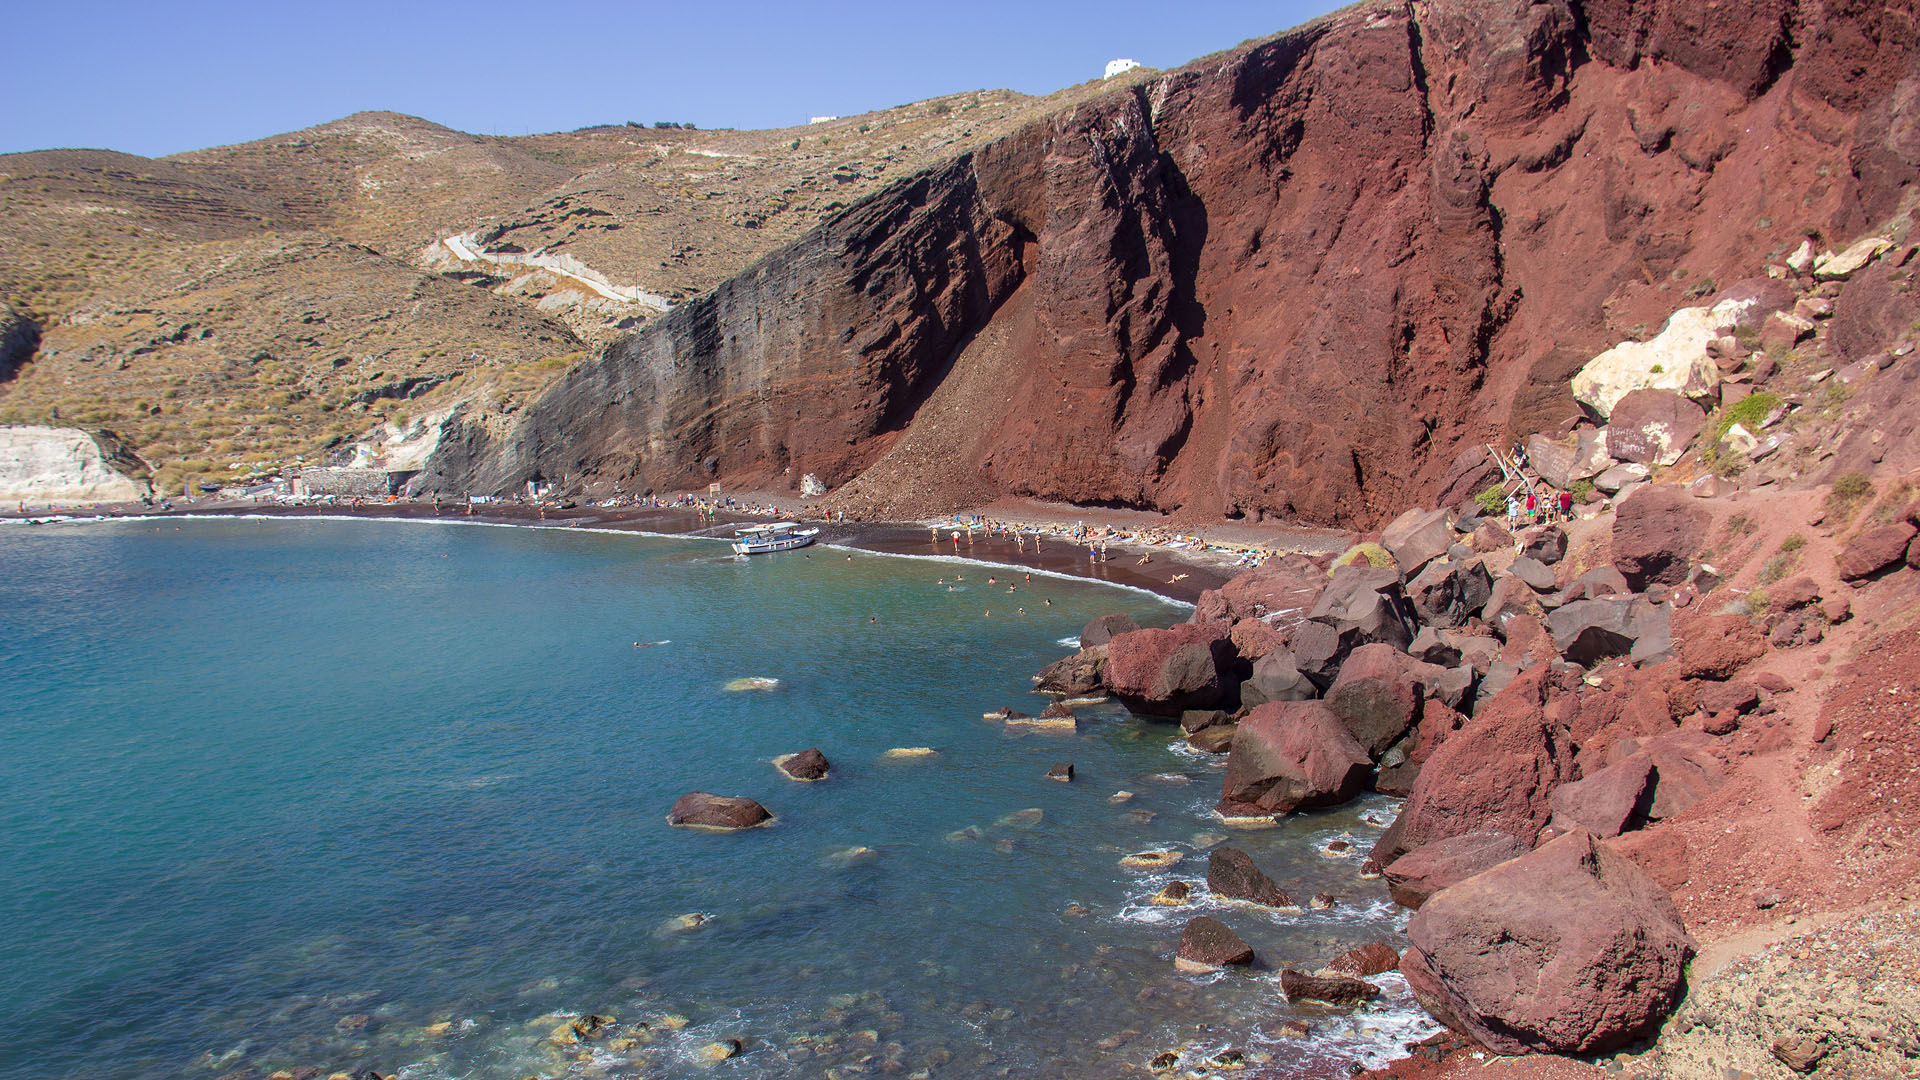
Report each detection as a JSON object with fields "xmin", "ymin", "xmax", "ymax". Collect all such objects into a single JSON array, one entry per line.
[
  {"xmin": 1055, "ymin": 636, "xmax": 1082, "ymax": 648},
  {"xmin": 1242, "ymin": 970, "xmax": 1443, "ymax": 1069}
]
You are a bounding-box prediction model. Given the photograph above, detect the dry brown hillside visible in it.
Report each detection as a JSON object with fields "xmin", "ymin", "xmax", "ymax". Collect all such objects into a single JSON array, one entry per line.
[{"xmin": 0, "ymin": 72, "xmax": 1151, "ymax": 493}]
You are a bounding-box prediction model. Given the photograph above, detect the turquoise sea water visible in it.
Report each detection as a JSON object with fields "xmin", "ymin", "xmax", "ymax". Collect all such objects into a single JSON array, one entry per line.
[{"xmin": 0, "ymin": 518, "xmax": 1428, "ymax": 1080}]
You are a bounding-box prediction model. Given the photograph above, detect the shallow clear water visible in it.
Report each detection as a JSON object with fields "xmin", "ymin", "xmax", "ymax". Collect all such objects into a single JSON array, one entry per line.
[{"xmin": 0, "ymin": 518, "xmax": 1429, "ymax": 1080}]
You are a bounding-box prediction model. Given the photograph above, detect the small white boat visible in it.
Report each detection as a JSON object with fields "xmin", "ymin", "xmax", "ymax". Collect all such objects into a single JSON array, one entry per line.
[{"xmin": 730, "ymin": 521, "xmax": 821, "ymax": 555}]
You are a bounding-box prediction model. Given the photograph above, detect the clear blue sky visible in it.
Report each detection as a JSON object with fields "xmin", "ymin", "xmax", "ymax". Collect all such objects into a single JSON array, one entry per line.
[{"xmin": 4, "ymin": 0, "xmax": 1346, "ymax": 158}]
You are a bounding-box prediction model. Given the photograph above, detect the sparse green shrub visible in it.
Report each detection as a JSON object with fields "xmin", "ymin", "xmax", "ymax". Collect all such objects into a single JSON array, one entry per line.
[
  {"xmin": 1757, "ymin": 552, "xmax": 1796, "ymax": 585},
  {"xmin": 1779, "ymin": 533, "xmax": 1806, "ymax": 552},
  {"xmin": 1330, "ymin": 542, "xmax": 1397, "ymax": 574},
  {"xmin": 1474, "ymin": 483, "xmax": 1506, "ymax": 516},
  {"xmin": 1711, "ymin": 392, "xmax": 1785, "ymax": 444},
  {"xmin": 1726, "ymin": 513, "xmax": 1757, "ymax": 537},
  {"xmin": 789, "ymin": 139, "xmax": 800, "ymax": 150},
  {"xmin": 1832, "ymin": 472, "xmax": 1873, "ymax": 498},
  {"xmin": 1570, "ymin": 478, "xmax": 1595, "ymax": 501},
  {"xmin": 931, "ymin": 102, "xmax": 951, "ymax": 115},
  {"xmin": 1650, "ymin": 364, "xmax": 1665, "ymax": 374},
  {"xmin": 1827, "ymin": 471, "xmax": 1873, "ymax": 521}
]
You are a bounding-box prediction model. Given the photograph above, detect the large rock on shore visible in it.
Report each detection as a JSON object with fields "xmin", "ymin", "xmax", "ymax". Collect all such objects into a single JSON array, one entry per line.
[
  {"xmin": 1612, "ymin": 486, "xmax": 1709, "ymax": 589},
  {"xmin": 1382, "ymin": 830, "xmax": 1527, "ymax": 909},
  {"xmin": 1080, "ymin": 613, "xmax": 1140, "ymax": 647},
  {"xmin": 1325, "ymin": 643, "xmax": 1453, "ymax": 757},
  {"xmin": 1382, "ymin": 508, "xmax": 1455, "ymax": 576},
  {"xmin": 1675, "ymin": 613, "xmax": 1766, "ymax": 680},
  {"xmin": 1309, "ymin": 565, "xmax": 1412, "ymax": 652},
  {"xmin": 668, "ymin": 792, "xmax": 774, "ymax": 830},
  {"xmin": 1105, "ymin": 624, "xmax": 1236, "ymax": 715},
  {"xmin": 1406, "ymin": 557, "xmax": 1494, "ymax": 630},
  {"xmin": 1396, "ymin": 666, "xmax": 1572, "ymax": 850},
  {"xmin": 1403, "ymin": 831, "xmax": 1694, "ymax": 1055},
  {"xmin": 1238, "ymin": 649, "xmax": 1318, "ymax": 707},
  {"xmin": 1545, "ymin": 596, "xmax": 1671, "ymax": 666},
  {"xmin": 1202, "ymin": 557, "xmax": 1329, "ymax": 623},
  {"xmin": 1548, "ymin": 753, "xmax": 1655, "ymax": 837},
  {"xmin": 1218, "ymin": 701, "xmax": 1370, "ymax": 817},
  {"xmin": 1034, "ymin": 646, "xmax": 1107, "ymax": 695}
]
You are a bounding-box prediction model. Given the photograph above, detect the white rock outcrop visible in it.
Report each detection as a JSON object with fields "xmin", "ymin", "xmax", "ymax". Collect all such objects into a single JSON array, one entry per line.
[
  {"xmin": 1811, "ymin": 236, "xmax": 1893, "ymax": 281},
  {"xmin": 0, "ymin": 427, "xmax": 147, "ymax": 504},
  {"xmin": 1571, "ymin": 297, "xmax": 1761, "ymax": 419}
]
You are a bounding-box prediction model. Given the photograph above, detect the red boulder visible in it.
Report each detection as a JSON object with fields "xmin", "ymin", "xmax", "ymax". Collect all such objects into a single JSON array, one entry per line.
[
  {"xmin": 1612, "ymin": 486, "xmax": 1709, "ymax": 589},
  {"xmin": 1397, "ymin": 666, "xmax": 1573, "ymax": 849},
  {"xmin": 1606, "ymin": 389, "xmax": 1707, "ymax": 466},
  {"xmin": 1676, "ymin": 613, "xmax": 1766, "ymax": 680},
  {"xmin": 1105, "ymin": 623, "xmax": 1236, "ymax": 716},
  {"xmin": 1382, "ymin": 830, "xmax": 1528, "ymax": 909},
  {"xmin": 1547, "ymin": 753, "xmax": 1655, "ymax": 838},
  {"xmin": 1837, "ymin": 520, "xmax": 1918, "ymax": 580},
  {"xmin": 1218, "ymin": 701, "xmax": 1370, "ymax": 816},
  {"xmin": 1325, "ymin": 643, "xmax": 1446, "ymax": 757},
  {"xmin": 1403, "ymin": 832, "xmax": 1694, "ymax": 1055}
]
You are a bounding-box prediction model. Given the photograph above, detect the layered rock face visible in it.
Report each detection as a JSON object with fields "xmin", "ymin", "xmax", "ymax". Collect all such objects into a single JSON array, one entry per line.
[{"xmin": 423, "ymin": 0, "xmax": 1918, "ymax": 526}]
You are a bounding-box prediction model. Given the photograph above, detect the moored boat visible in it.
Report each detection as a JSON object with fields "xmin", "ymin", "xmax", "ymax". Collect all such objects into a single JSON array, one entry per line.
[{"xmin": 730, "ymin": 521, "xmax": 821, "ymax": 554}]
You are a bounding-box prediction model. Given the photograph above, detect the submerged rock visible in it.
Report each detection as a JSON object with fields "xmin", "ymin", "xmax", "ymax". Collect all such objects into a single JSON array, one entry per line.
[
  {"xmin": 1150, "ymin": 881, "xmax": 1194, "ymax": 906},
  {"xmin": 1175, "ymin": 916, "xmax": 1255, "ymax": 972},
  {"xmin": 774, "ymin": 748, "xmax": 830, "ymax": 781},
  {"xmin": 1206, "ymin": 846, "xmax": 1295, "ymax": 908},
  {"xmin": 1328, "ymin": 942, "xmax": 1401, "ymax": 978},
  {"xmin": 1279, "ymin": 969, "xmax": 1380, "ymax": 1008}
]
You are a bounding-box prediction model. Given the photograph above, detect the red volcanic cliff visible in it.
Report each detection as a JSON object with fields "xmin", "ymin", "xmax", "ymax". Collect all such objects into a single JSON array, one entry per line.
[{"xmin": 421, "ymin": 0, "xmax": 1920, "ymax": 527}]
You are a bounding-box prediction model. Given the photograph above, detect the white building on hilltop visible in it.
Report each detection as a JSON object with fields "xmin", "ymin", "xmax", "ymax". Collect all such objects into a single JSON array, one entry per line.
[
  {"xmin": 1104, "ymin": 58, "xmax": 1141, "ymax": 79},
  {"xmin": 808, "ymin": 115, "xmax": 839, "ymax": 124}
]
